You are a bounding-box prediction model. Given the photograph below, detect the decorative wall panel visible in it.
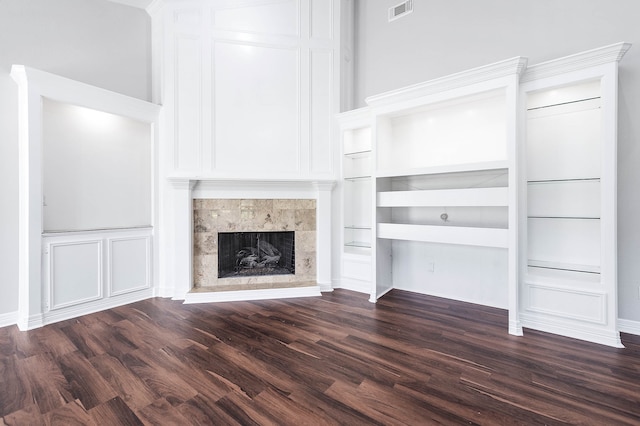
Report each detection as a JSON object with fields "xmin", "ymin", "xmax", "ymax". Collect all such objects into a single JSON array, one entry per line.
[
  {"xmin": 49, "ymin": 241, "xmax": 102, "ymax": 310},
  {"xmin": 310, "ymin": 0, "xmax": 332, "ymax": 39},
  {"xmin": 213, "ymin": 0, "xmax": 299, "ymax": 36},
  {"xmin": 213, "ymin": 42, "xmax": 300, "ymax": 173},
  {"xmin": 526, "ymin": 284, "xmax": 606, "ymax": 324},
  {"xmin": 175, "ymin": 35, "xmax": 202, "ymax": 171},
  {"xmin": 109, "ymin": 236, "xmax": 151, "ymax": 296},
  {"xmin": 153, "ymin": 0, "xmax": 339, "ymax": 179},
  {"xmin": 310, "ymin": 49, "xmax": 333, "ymax": 173}
]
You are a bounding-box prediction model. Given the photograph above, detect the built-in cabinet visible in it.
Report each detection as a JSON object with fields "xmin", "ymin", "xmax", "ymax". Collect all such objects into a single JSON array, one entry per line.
[
  {"xmin": 338, "ymin": 108, "xmax": 373, "ymax": 293},
  {"xmin": 517, "ymin": 43, "xmax": 630, "ymax": 347},
  {"xmin": 11, "ymin": 66, "xmax": 159, "ymax": 330},
  {"xmin": 337, "ymin": 43, "xmax": 630, "ymax": 346}
]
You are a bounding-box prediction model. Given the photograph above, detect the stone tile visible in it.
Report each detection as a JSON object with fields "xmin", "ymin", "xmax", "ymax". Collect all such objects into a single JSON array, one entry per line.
[
  {"xmin": 296, "ymin": 231, "xmax": 316, "ymax": 253},
  {"xmin": 193, "ymin": 233, "xmax": 217, "ymax": 256},
  {"xmin": 209, "ymin": 199, "xmax": 241, "ymax": 210},
  {"xmin": 270, "ymin": 209, "xmax": 295, "ymax": 230},
  {"xmin": 193, "ymin": 255, "xmax": 216, "ymax": 287},
  {"xmin": 295, "ymin": 209, "xmax": 316, "ymax": 231},
  {"xmin": 273, "ymin": 199, "xmax": 296, "ymax": 210},
  {"xmin": 193, "ymin": 209, "xmax": 216, "ymax": 233},
  {"xmin": 240, "ymin": 199, "xmax": 273, "ymax": 210},
  {"xmin": 299, "ymin": 199, "xmax": 316, "ymax": 210},
  {"xmin": 295, "ymin": 253, "xmax": 316, "ymax": 279},
  {"xmin": 216, "ymin": 209, "xmax": 240, "ymax": 231}
]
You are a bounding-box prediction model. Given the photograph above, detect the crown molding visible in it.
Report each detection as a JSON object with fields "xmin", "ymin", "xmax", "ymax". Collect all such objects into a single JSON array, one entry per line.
[
  {"xmin": 10, "ymin": 65, "xmax": 160, "ymax": 123},
  {"xmin": 521, "ymin": 42, "xmax": 631, "ymax": 83},
  {"xmin": 336, "ymin": 106, "xmax": 371, "ymax": 128},
  {"xmin": 365, "ymin": 56, "xmax": 528, "ymax": 109},
  {"xmin": 145, "ymin": 0, "xmax": 165, "ymax": 15}
]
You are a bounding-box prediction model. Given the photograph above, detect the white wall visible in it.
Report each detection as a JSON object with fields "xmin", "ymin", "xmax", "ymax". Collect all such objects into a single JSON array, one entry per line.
[
  {"xmin": 42, "ymin": 99, "xmax": 152, "ymax": 232},
  {"xmin": 354, "ymin": 0, "xmax": 640, "ymax": 322},
  {"xmin": 0, "ymin": 0, "xmax": 150, "ymax": 317}
]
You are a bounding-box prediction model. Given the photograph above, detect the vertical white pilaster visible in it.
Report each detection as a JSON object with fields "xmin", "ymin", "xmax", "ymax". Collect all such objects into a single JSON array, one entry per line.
[
  {"xmin": 314, "ymin": 181, "xmax": 336, "ymax": 292},
  {"xmin": 11, "ymin": 65, "xmax": 45, "ymax": 330},
  {"xmin": 169, "ymin": 178, "xmax": 197, "ymax": 299}
]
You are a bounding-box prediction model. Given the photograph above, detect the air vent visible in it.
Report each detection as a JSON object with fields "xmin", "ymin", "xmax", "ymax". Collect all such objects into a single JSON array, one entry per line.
[{"xmin": 389, "ymin": 0, "xmax": 413, "ymax": 22}]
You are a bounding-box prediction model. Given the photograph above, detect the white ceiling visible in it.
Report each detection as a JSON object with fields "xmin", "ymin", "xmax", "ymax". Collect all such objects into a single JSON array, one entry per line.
[{"xmin": 105, "ymin": 0, "xmax": 154, "ymax": 10}]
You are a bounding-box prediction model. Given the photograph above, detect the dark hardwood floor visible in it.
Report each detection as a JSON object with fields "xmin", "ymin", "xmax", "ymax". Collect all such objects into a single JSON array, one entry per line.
[{"xmin": 1, "ymin": 289, "xmax": 639, "ymax": 425}]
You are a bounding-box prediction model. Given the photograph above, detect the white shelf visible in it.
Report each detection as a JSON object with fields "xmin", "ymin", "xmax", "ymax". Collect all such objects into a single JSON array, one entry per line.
[
  {"xmin": 376, "ymin": 160, "xmax": 509, "ymax": 178},
  {"xmin": 344, "ymin": 149, "xmax": 371, "ymax": 158},
  {"xmin": 377, "ymin": 223, "xmax": 508, "ymax": 248},
  {"xmin": 527, "ymin": 259, "xmax": 600, "ymax": 274},
  {"xmin": 377, "ymin": 187, "xmax": 508, "ymax": 207},
  {"xmin": 344, "ymin": 241, "xmax": 372, "ymax": 249}
]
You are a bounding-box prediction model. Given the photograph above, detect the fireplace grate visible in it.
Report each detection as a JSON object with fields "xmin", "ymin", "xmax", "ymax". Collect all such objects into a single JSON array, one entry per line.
[{"xmin": 218, "ymin": 231, "xmax": 295, "ymax": 279}]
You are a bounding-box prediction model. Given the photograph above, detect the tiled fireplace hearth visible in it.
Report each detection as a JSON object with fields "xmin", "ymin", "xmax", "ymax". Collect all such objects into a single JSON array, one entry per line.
[{"xmin": 166, "ymin": 178, "xmax": 334, "ymax": 303}]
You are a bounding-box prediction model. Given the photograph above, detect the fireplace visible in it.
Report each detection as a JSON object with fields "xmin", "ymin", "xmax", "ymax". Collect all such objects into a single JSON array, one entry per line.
[
  {"xmin": 218, "ymin": 231, "xmax": 295, "ymax": 278},
  {"xmin": 192, "ymin": 198, "xmax": 316, "ymax": 290}
]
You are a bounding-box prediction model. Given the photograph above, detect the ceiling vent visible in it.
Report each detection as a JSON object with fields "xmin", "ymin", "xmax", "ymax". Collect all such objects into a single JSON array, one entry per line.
[{"xmin": 389, "ymin": 0, "xmax": 413, "ymax": 22}]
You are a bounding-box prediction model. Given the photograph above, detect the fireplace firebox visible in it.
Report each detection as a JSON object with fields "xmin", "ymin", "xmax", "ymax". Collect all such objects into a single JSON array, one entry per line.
[{"xmin": 218, "ymin": 231, "xmax": 295, "ymax": 279}]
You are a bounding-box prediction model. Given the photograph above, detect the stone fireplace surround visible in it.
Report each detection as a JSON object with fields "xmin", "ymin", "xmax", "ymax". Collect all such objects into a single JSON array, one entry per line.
[
  {"xmin": 193, "ymin": 198, "xmax": 317, "ymax": 290},
  {"xmin": 168, "ymin": 178, "xmax": 335, "ymax": 303}
]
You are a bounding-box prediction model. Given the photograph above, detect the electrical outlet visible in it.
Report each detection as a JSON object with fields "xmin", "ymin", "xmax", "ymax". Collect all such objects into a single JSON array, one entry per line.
[{"xmin": 427, "ymin": 262, "xmax": 435, "ymax": 273}]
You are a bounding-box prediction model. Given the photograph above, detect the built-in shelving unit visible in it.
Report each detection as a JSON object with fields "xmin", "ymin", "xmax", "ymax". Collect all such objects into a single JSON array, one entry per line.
[
  {"xmin": 338, "ymin": 107, "xmax": 373, "ymax": 292},
  {"xmin": 365, "ymin": 57, "xmax": 526, "ymax": 333},
  {"xmin": 336, "ymin": 43, "xmax": 629, "ymax": 346},
  {"xmin": 518, "ymin": 43, "xmax": 630, "ymax": 347}
]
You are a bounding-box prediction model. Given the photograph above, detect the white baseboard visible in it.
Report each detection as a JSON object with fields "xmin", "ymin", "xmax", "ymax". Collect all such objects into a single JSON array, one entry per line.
[
  {"xmin": 618, "ymin": 318, "xmax": 640, "ymax": 336},
  {"xmin": 0, "ymin": 311, "xmax": 18, "ymax": 329},
  {"xmin": 183, "ymin": 285, "xmax": 322, "ymax": 304},
  {"xmin": 334, "ymin": 278, "xmax": 371, "ymax": 295},
  {"xmin": 370, "ymin": 284, "xmax": 394, "ymax": 302},
  {"xmin": 520, "ymin": 312, "xmax": 624, "ymax": 348},
  {"xmin": 40, "ymin": 288, "xmax": 154, "ymax": 329},
  {"xmin": 318, "ymin": 282, "xmax": 334, "ymax": 293}
]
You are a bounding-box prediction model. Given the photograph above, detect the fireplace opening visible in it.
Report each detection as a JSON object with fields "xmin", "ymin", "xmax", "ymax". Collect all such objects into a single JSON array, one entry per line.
[{"xmin": 218, "ymin": 231, "xmax": 295, "ymax": 279}]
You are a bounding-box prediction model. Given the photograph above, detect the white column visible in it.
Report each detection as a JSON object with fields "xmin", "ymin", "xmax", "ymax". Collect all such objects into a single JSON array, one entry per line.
[
  {"xmin": 12, "ymin": 66, "xmax": 45, "ymax": 330},
  {"xmin": 314, "ymin": 181, "xmax": 336, "ymax": 292},
  {"xmin": 168, "ymin": 178, "xmax": 196, "ymax": 299}
]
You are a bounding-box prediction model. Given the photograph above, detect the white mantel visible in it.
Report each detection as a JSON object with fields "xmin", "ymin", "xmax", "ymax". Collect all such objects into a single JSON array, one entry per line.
[{"xmin": 160, "ymin": 177, "xmax": 335, "ymax": 301}]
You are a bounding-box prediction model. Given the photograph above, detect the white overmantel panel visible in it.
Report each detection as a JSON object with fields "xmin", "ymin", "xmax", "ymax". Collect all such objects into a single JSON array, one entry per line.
[
  {"xmin": 149, "ymin": 0, "xmax": 341, "ymax": 180},
  {"xmin": 149, "ymin": 0, "xmax": 344, "ymax": 297}
]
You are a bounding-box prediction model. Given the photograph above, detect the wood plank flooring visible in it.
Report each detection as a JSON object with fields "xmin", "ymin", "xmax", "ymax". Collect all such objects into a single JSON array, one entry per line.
[{"xmin": 1, "ymin": 289, "xmax": 640, "ymax": 425}]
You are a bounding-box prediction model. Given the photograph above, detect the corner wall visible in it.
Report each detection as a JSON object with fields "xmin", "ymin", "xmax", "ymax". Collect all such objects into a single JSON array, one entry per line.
[{"xmin": 0, "ymin": 0, "xmax": 151, "ymax": 321}]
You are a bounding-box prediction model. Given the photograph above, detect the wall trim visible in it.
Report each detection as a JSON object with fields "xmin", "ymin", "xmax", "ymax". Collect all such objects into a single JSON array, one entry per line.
[
  {"xmin": 335, "ymin": 278, "xmax": 370, "ymax": 294},
  {"xmin": 365, "ymin": 56, "xmax": 528, "ymax": 109},
  {"xmin": 183, "ymin": 285, "xmax": 322, "ymax": 303},
  {"xmin": 521, "ymin": 42, "xmax": 631, "ymax": 83},
  {"xmin": 42, "ymin": 289, "xmax": 154, "ymax": 327},
  {"xmin": 618, "ymin": 318, "xmax": 640, "ymax": 336},
  {"xmin": 0, "ymin": 311, "xmax": 19, "ymax": 329},
  {"xmin": 520, "ymin": 312, "xmax": 624, "ymax": 348}
]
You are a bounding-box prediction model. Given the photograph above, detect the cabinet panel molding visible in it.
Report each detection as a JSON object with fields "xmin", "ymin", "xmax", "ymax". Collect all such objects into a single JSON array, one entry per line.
[{"xmin": 49, "ymin": 241, "xmax": 103, "ymax": 311}]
